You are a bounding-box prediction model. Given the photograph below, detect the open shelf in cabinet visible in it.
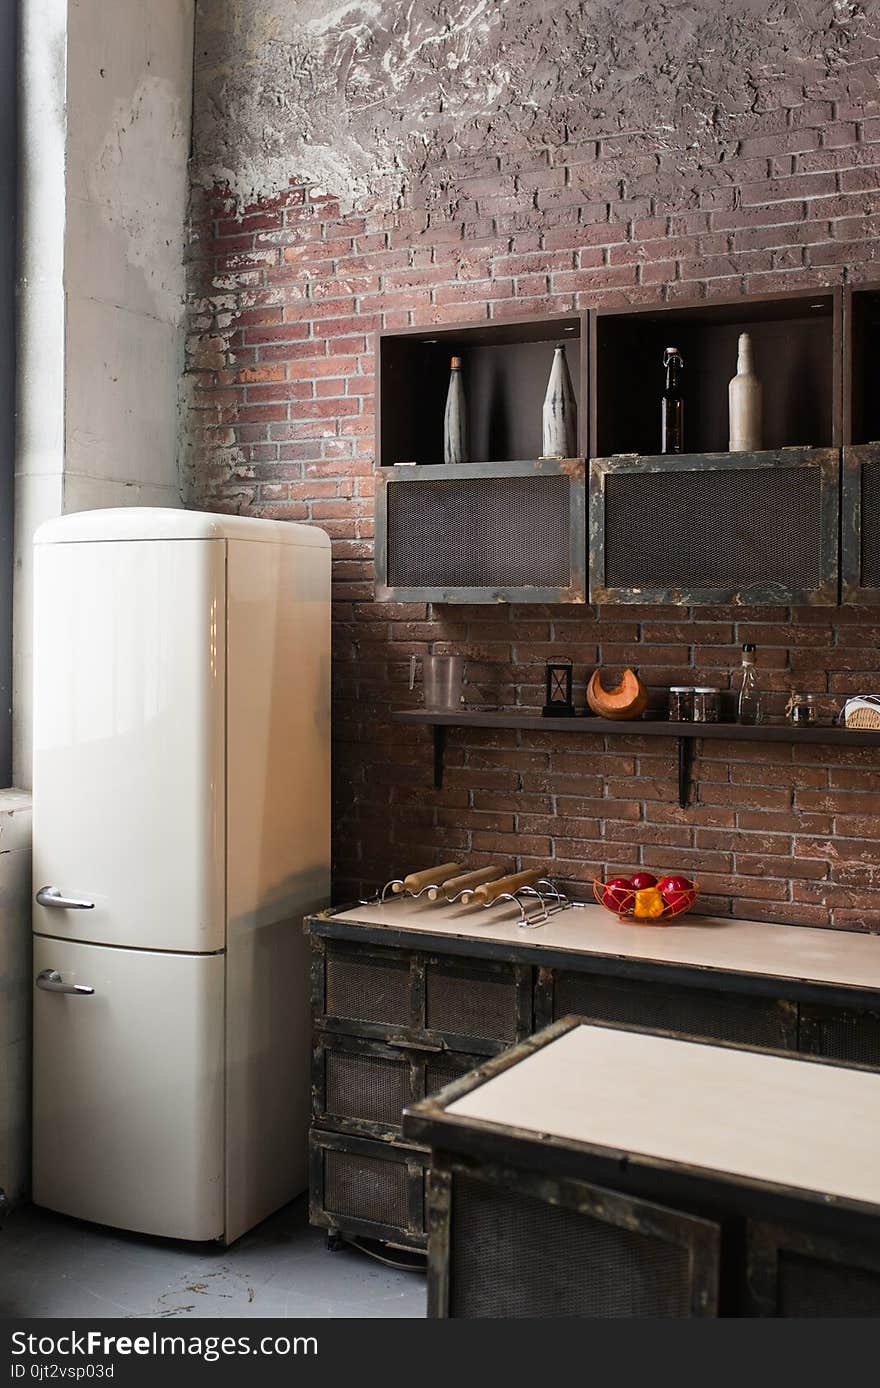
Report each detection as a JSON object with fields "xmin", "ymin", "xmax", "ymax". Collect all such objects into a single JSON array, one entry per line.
[
  {"xmin": 377, "ymin": 313, "xmax": 588, "ymax": 468},
  {"xmin": 846, "ymin": 282, "xmax": 880, "ymax": 446},
  {"xmin": 591, "ymin": 289, "xmax": 842, "ymax": 458},
  {"xmin": 391, "ymin": 708, "xmax": 880, "ymax": 807}
]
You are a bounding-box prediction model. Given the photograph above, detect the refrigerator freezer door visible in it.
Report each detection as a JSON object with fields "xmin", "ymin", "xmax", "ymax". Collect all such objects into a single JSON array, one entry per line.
[
  {"xmin": 32, "ymin": 538, "xmax": 226, "ymax": 953},
  {"xmin": 32, "ymin": 935, "xmax": 225, "ymax": 1241}
]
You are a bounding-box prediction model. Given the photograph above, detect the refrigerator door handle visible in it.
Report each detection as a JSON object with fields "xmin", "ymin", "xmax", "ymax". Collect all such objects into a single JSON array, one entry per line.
[
  {"xmin": 35, "ymin": 886, "xmax": 95, "ymax": 910},
  {"xmin": 36, "ymin": 969, "xmax": 95, "ymax": 996}
]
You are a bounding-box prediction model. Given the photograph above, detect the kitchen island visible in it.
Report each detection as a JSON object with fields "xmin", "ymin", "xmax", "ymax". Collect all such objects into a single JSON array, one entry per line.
[{"xmin": 403, "ymin": 1016, "xmax": 880, "ymax": 1317}]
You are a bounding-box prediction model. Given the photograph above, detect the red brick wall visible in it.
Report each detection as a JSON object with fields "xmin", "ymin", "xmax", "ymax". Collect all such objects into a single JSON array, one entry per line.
[{"xmin": 186, "ymin": 78, "xmax": 880, "ymax": 930}]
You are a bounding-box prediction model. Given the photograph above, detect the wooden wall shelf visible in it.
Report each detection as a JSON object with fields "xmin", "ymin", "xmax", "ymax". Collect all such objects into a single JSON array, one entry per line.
[{"xmin": 391, "ymin": 709, "xmax": 880, "ymax": 806}]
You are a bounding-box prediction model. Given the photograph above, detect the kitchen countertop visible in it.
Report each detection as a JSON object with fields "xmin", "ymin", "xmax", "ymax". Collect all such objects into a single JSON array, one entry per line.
[
  {"xmin": 444, "ymin": 1022, "xmax": 880, "ymax": 1209},
  {"xmin": 330, "ymin": 896, "xmax": 880, "ymax": 993}
]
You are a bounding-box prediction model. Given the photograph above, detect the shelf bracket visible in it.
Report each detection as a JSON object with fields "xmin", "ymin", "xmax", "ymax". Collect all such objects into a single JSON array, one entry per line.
[
  {"xmin": 433, "ymin": 724, "xmax": 447, "ymax": 790},
  {"xmin": 678, "ymin": 736, "xmax": 694, "ymax": 809}
]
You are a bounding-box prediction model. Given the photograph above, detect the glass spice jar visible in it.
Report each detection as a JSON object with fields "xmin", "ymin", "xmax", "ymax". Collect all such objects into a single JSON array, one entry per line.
[
  {"xmin": 692, "ymin": 687, "xmax": 721, "ymax": 723},
  {"xmin": 668, "ymin": 687, "xmax": 693, "ymax": 722},
  {"xmin": 786, "ymin": 692, "xmax": 817, "ymax": 727}
]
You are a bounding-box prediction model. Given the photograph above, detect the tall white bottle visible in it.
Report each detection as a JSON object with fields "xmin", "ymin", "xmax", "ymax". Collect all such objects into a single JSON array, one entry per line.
[
  {"xmin": 728, "ymin": 331, "xmax": 762, "ymax": 452},
  {"xmin": 444, "ymin": 355, "xmax": 468, "ymax": 463},
  {"xmin": 542, "ymin": 342, "xmax": 577, "ymax": 459}
]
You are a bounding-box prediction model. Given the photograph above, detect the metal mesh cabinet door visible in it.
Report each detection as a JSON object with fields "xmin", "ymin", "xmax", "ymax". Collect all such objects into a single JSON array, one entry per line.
[
  {"xmin": 798, "ymin": 1003, "xmax": 880, "ymax": 1068},
  {"xmin": 427, "ymin": 1161, "xmax": 719, "ymax": 1318},
  {"xmin": 842, "ymin": 444, "xmax": 880, "ymax": 604},
  {"xmin": 313, "ymin": 939, "xmax": 417, "ymax": 1040},
  {"xmin": 375, "ymin": 459, "xmax": 587, "ymax": 604},
  {"xmin": 747, "ymin": 1221, "xmax": 880, "ymax": 1317},
  {"xmin": 551, "ymin": 970, "xmax": 798, "ymax": 1051},
  {"xmin": 589, "ymin": 448, "xmax": 839, "ymax": 605},
  {"xmin": 310, "ymin": 1131, "xmax": 427, "ymax": 1249}
]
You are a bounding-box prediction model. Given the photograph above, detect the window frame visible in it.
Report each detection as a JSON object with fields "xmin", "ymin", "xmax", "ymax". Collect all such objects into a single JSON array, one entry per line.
[{"xmin": 0, "ymin": 0, "xmax": 16, "ymax": 787}]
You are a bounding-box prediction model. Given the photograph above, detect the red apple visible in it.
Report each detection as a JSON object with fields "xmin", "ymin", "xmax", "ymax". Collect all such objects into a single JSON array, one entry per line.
[
  {"xmin": 602, "ymin": 876, "xmax": 634, "ymax": 913},
  {"xmin": 629, "ymin": 871, "xmax": 658, "ymax": 890},
  {"xmin": 658, "ymin": 874, "xmax": 696, "ymax": 913}
]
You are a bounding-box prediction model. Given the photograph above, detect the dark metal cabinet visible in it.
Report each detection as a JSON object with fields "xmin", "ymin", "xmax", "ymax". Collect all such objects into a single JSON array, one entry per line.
[
  {"xmin": 747, "ymin": 1220, "xmax": 880, "ymax": 1317},
  {"xmin": 589, "ymin": 448, "xmax": 840, "ymax": 606},
  {"xmin": 375, "ymin": 458, "xmax": 587, "ymax": 604},
  {"xmin": 427, "ymin": 1159, "xmax": 720, "ymax": 1318},
  {"xmin": 309, "ymin": 934, "xmax": 534, "ymax": 1249},
  {"xmin": 307, "ymin": 915, "xmax": 880, "ymax": 1254}
]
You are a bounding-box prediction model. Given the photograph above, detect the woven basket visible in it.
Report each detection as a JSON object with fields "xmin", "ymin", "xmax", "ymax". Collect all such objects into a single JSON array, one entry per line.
[{"xmin": 846, "ymin": 705, "xmax": 880, "ymax": 730}]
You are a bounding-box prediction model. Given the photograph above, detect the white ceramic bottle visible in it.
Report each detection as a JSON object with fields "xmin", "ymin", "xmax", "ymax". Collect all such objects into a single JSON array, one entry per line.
[
  {"xmin": 728, "ymin": 331, "xmax": 762, "ymax": 452},
  {"xmin": 444, "ymin": 355, "xmax": 468, "ymax": 464},
  {"xmin": 542, "ymin": 342, "xmax": 577, "ymax": 459}
]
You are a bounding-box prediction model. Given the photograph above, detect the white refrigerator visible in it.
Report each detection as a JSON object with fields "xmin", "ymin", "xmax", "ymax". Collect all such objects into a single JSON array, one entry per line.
[{"xmin": 31, "ymin": 508, "xmax": 330, "ymax": 1243}]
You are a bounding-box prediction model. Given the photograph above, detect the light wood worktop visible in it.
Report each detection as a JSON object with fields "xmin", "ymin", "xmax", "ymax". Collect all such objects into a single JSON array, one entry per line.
[
  {"xmin": 331, "ymin": 897, "xmax": 880, "ymax": 993},
  {"xmin": 446, "ymin": 1023, "xmax": 880, "ymax": 1209}
]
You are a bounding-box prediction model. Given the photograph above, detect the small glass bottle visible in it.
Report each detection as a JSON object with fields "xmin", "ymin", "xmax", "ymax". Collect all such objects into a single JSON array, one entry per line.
[
  {"xmin": 737, "ymin": 643, "xmax": 762, "ymax": 725},
  {"xmin": 661, "ymin": 347, "xmax": 685, "ymax": 454}
]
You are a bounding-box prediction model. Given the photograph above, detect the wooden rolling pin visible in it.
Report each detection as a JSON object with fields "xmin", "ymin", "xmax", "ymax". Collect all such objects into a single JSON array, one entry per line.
[
  {"xmin": 392, "ymin": 862, "xmax": 464, "ymax": 895},
  {"xmin": 463, "ymin": 869, "xmax": 542, "ymax": 906},
  {"xmin": 427, "ymin": 866, "xmax": 504, "ymax": 902}
]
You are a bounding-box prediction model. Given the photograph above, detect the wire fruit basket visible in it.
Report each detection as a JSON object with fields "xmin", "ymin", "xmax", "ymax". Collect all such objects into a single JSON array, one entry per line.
[{"xmin": 592, "ymin": 875, "xmax": 699, "ymax": 924}]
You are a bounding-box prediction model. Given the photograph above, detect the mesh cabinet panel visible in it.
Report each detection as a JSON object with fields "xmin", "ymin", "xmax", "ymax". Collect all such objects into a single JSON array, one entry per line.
[
  {"xmin": 554, "ymin": 972, "xmax": 794, "ymax": 1049},
  {"xmin": 325, "ymin": 1049, "xmax": 409, "ymax": 1127},
  {"xmin": 426, "ymin": 1058, "xmax": 477, "ymax": 1096},
  {"xmin": 603, "ymin": 464, "xmax": 821, "ymax": 591},
  {"xmin": 425, "ymin": 963, "xmax": 519, "ymax": 1042},
  {"xmin": 778, "ymin": 1252, "xmax": 880, "ymax": 1317},
  {"xmin": 323, "ymin": 1148, "xmax": 410, "ymax": 1229},
  {"xmin": 801, "ymin": 1008, "xmax": 880, "ymax": 1067},
  {"xmin": 449, "ymin": 1173, "xmax": 692, "ymax": 1318},
  {"xmin": 861, "ymin": 458, "xmax": 880, "ymax": 588},
  {"xmin": 324, "ymin": 945, "xmax": 411, "ymax": 1026},
  {"xmin": 386, "ymin": 473, "xmax": 571, "ymax": 589}
]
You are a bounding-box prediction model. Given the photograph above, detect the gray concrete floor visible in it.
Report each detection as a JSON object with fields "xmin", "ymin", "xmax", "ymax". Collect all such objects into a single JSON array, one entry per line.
[{"xmin": 0, "ymin": 1196, "xmax": 426, "ymax": 1318}]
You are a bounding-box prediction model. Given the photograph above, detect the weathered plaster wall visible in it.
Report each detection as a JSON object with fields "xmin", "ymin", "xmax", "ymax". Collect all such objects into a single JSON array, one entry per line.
[
  {"xmin": 64, "ymin": 0, "xmax": 193, "ymax": 515},
  {"xmin": 187, "ymin": 0, "xmax": 880, "ymax": 927},
  {"xmin": 15, "ymin": 0, "xmax": 194, "ymax": 789}
]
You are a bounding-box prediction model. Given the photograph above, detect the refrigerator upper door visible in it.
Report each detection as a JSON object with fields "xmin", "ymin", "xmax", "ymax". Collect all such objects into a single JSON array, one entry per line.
[
  {"xmin": 33, "ymin": 538, "xmax": 226, "ymax": 952},
  {"xmin": 32, "ymin": 935, "xmax": 225, "ymax": 1241}
]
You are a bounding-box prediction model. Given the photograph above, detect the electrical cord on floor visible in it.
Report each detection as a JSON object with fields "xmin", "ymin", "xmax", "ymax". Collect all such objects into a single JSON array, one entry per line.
[{"xmin": 347, "ymin": 1237, "xmax": 426, "ymax": 1272}]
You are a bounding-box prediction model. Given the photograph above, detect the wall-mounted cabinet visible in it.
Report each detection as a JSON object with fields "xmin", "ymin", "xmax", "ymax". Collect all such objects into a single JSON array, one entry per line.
[
  {"xmin": 592, "ymin": 289, "xmax": 842, "ymax": 459},
  {"xmin": 845, "ymin": 283, "xmax": 880, "ymax": 446},
  {"xmin": 378, "ymin": 314, "xmax": 588, "ymax": 468},
  {"xmin": 375, "ymin": 458, "xmax": 587, "ymax": 604},
  {"xmin": 841, "ymin": 443, "xmax": 880, "ymax": 604},
  {"xmin": 372, "ymin": 286, "xmax": 874, "ymax": 607},
  {"xmin": 590, "ymin": 447, "xmax": 840, "ymax": 607}
]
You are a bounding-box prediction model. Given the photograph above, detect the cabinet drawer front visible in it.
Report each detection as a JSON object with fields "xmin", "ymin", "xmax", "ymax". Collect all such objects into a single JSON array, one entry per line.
[
  {"xmin": 320, "ymin": 1040, "xmax": 411, "ymax": 1135},
  {"xmin": 424, "ymin": 958, "xmax": 527, "ymax": 1049},
  {"xmin": 320, "ymin": 942, "xmax": 413, "ymax": 1029},
  {"xmin": 309, "ymin": 1132, "xmax": 427, "ymax": 1247},
  {"xmin": 553, "ymin": 971, "xmax": 797, "ymax": 1050},
  {"xmin": 314, "ymin": 1035, "xmax": 484, "ymax": 1139},
  {"xmin": 799, "ymin": 1003, "xmax": 880, "ymax": 1067}
]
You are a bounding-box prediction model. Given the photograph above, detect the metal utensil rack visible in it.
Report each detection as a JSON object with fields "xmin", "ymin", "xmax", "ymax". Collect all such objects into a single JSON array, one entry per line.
[{"xmin": 376, "ymin": 875, "xmax": 571, "ymax": 929}]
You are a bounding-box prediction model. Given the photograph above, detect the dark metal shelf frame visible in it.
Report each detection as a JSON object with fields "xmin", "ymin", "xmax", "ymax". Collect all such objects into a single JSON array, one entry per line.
[{"xmin": 391, "ymin": 709, "xmax": 880, "ymax": 806}]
